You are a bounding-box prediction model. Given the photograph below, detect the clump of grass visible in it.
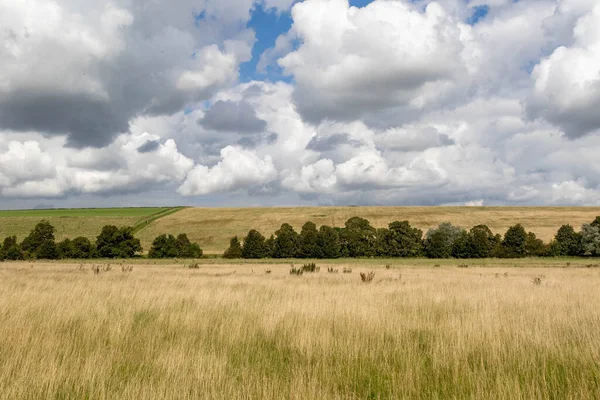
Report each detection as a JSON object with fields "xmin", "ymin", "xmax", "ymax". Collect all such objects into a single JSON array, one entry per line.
[
  {"xmin": 385, "ymin": 264, "xmax": 391, "ymax": 270},
  {"xmin": 532, "ymin": 275, "xmax": 545, "ymax": 285},
  {"xmin": 265, "ymin": 269, "xmax": 272, "ymax": 275},
  {"xmin": 302, "ymin": 263, "xmax": 320, "ymax": 273},
  {"xmin": 78, "ymin": 264, "xmax": 86, "ymax": 272},
  {"xmin": 433, "ymin": 264, "xmax": 441, "ymax": 268},
  {"xmin": 186, "ymin": 262, "xmax": 200, "ymax": 269},
  {"xmin": 458, "ymin": 264, "xmax": 469, "ymax": 268},
  {"xmin": 103, "ymin": 264, "xmax": 112, "ymax": 272},
  {"xmin": 360, "ymin": 271, "xmax": 375, "ymax": 283},
  {"xmin": 92, "ymin": 265, "xmax": 101, "ymax": 275},
  {"xmin": 121, "ymin": 265, "xmax": 133, "ymax": 272},
  {"xmin": 327, "ymin": 267, "xmax": 339, "ymax": 274},
  {"xmin": 343, "ymin": 267, "xmax": 352, "ymax": 274},
  {"xmin": 289, "ymin": 266, "xmax": 303, "ymax": 276}
]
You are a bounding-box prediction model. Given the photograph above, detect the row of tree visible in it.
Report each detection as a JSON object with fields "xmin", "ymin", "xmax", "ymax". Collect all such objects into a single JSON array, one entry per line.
[
  {"xmin": 0, "ymin": 220, "xmax": 202, "ymax": 260},
  {"xmin": 224, "ymin": 216, "xmax": 600, "ymax": 259}
]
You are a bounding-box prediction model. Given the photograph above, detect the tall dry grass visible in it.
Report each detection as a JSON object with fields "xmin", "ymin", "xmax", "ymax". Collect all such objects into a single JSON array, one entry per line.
[
  {"xmin": 0, "ymin": 261, "xmax": 599, "ymax": 399},
  {"xmin": 138, "ymin": 206, "xmax": 600, "ymax": 253}
]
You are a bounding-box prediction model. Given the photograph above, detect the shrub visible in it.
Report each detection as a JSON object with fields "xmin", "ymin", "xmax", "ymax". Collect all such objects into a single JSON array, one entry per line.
[
  {"xmin": 360, "ymin": 271, "xmax": 375, "ymax": 283},
  {"xmin": 36, "ymin": 239, "xmax": 59, "ymax": 260},
  {"xmin": 0, "ymin": 236, "xmax": 24, "ymax": 261},
  {"xmin": 301, "ymin": 263, "xmax": 319, "ymax": 273}
]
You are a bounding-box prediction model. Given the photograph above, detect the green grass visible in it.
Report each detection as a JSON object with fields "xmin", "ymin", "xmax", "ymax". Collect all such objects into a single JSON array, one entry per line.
[
  {"xmin": 0, "ymin": 207, "xmax": 173, "ymax": 218},
  {"xmin": 0, "ymin": 207, "xmax": 184, "ymax": 249}
]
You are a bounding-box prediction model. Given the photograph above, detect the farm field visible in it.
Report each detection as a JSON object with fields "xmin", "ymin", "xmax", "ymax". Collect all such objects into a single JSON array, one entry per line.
[
  {"xmin": 0, "ymin": 259, "xmax": 599, "ymax": 399},
  {"xmin": 137, "ymin": 206, "xmax": 600, "ymax": 254},
  {"xmin": 0, "ymin": 207, "xmax": 182, "ymax": 249}
]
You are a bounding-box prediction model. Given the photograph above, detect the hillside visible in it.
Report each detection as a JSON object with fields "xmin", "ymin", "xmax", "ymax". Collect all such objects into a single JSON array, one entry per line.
[{"xmin": 135, "ymin": 207, "xmax": 600, "ymax": 254}]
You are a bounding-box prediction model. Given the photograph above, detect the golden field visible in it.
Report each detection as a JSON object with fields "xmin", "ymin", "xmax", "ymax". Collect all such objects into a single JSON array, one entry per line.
[
  {"xmin": 1, "ymin": 259, "xmax": 599, "ymax": 399},
  {"xmin": 138, "ymin": 206, "xmax": 600, "ymax": 254}
]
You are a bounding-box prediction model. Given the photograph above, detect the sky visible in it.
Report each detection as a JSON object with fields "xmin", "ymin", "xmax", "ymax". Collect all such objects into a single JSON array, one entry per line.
[{"xmin": 1, "ymin": 0, "xmax": 600, "ymax": 209}]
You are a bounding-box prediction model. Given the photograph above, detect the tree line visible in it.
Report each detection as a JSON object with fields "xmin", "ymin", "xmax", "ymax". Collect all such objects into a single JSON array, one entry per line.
[
  {"xmin": 0, "ymin": 220, "xmax": 202, "ymax": 261},
  {"xmin": 223, "ymin": 216, "xmax": 600, "ymax": 259}
]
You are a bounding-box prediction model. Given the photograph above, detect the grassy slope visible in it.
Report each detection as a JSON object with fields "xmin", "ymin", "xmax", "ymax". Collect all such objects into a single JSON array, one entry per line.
[
  {"xmin": 0, "ymin": 261, "xmax": 598, "ymax": 399},
  {"xmin": 137, "ymin": 206, "xmax": 600, "ymax": 254},
  {"xmin": 0, "ymin": 207, "xmax": 178, "ymax": 247}
]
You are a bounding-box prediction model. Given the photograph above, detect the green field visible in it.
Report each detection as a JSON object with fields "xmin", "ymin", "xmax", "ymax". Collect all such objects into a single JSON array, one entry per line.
[{"xmin": 0, "ymin": 207, "xmax": 183, "ymax": 248}]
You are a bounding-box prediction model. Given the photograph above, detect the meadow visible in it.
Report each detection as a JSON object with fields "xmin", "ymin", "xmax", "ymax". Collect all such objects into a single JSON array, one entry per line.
[
  {"xmin": 0, "ymin": 207, "xmax": 181, "ymax": 248},
  {"xmin": 137, "ymin": 206, "xmax": 600, "ymax": 254},
  {"xmin": 1, "ymin": 259, "xmax": 599, "ymax": 399}
]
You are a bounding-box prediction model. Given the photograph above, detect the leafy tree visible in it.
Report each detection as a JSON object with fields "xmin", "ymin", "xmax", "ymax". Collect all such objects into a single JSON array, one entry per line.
[
  {"xmin": 316, "ymin": 225, "xmax": 341, "ymax": 259},
  {"xmin": 525, "ymin": 232, "xmax": 546, "ymax": 257},
  {"xmin": 36, "ymin": 239, "xmax": 59, "ymax": 260},
  {"xmin": 242, "ymin": 230, "xmax": 269, "ymax": 259},
  {"xmin": 466, "ymin": 225, "xmax": 497, "ymax": 258},
  {"xmin": 0, "ymin": 236, "xmax": 24, "ymax": 261},
  {"xmin": 554, "ymin": 224, "xmax": 583, "ymax": 256},
  {"xmin": 298, "ymin": 222, "xmax": 320, "ymax": 258},
  {"xmin": 424, "ymin": 222, "xmax": 465, "ymax": 258},
  {"xmin": 591, "ymin": 216, "xmax": 600, "ymax": 228},
  {"xmin": 500, "ymin": 224, "xmax": 528, "ymax": 258},
  {"xmin": 342, "ymin": 217, "xmax": 376, "ymax": 257},
  {"xmin": 383, "ymin": 221, "xmax": 423, "ymax": 257},
  {"xmin": 374, "ymin": 228, "xmax": 391, "ymax": 257},
  {"xmin": 265, "ymin": 235, "xmax": 275, "ymax": 257},
  {"xmin": 57, "ymin": 238, "xmax": 74, "ymax": 259},
  {"xmin": 71, "ymin": 237, "xmax": 94, "ymax": 259},
  {"xmin": 451, "ymin": 230, "xmax": 471, "ymax": 259},
  {"xmin": 21, "ymin": 220, "xmax": 56, "ymax": 255},
  {"xmin": 96, "ymin": 225, "xmax": 142, "ymax": 258},
  {"xmin": 223, "ymin": 236, "xmax": 243, "ymax": 259},
  {"xmin": 149, "ymin": 233, "xmax": 202, "ymax": 258},
  {"xmin": 581, "ymin": 224, "xmax": 600, "ymax": 257},
  {"xmin": 272, "ymin": 223, "xmax": 299, "ymax": 258}
]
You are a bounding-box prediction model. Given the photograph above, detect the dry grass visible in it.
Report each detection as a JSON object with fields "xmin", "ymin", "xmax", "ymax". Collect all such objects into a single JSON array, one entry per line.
[
  {"xmin": 1, "ymin": 260, "xmax": 599, "ymax": 399},
  {"xmin": 136, "ymin": 206, "xmax": 600, "ymax": 254}
]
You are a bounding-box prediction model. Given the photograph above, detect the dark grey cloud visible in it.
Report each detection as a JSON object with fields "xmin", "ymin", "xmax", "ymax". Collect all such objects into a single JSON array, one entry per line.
[
  {"xmin": 199, "ymin": 100, "xmax": 267, "ymax": 133},
  {"xmin": 0, "ymin": 93, "xmax": 128, "ymax": 148},
  {"xmin": 137, "ymin": 139, "xmax": 161, "ymax": 153},
  {"xmin": 307, "ymin": 133, "xmax": 362, "ymax": 152}
]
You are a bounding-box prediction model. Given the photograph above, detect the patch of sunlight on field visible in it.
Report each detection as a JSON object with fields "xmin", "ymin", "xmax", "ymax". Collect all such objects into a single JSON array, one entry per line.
[
  {"xmin": 137, "ymin": 206, "xmax": 600, "ymax": 254},
  {"xmin": 0, "ymin": 260, "xmax": 599, "ymax": 399}
]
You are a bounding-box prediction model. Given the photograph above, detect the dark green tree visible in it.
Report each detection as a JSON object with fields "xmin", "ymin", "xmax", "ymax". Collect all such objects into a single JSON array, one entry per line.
[
  {"xmin": 554, "ymin": 224, "xmax": 583, "ymax": 256},
  {"xmin": 384, "ymin": 221, "xmax": 423, "ymax": 257},
  {"xmin": 465, "ymin": 225, "xmax": 497, "ymax": 258},
  {"xmin": 71, "ymin": 237, "xmax": 94, "ymax": 259},
  {"xmin": 298, "ymin": 222, "xmax": 320, "ymax": 258},
  {"xmin": 241, "ymin": 230, "xmax": 269, "ymax": 259},
  {"xmin": 343, "ymin": 217, "xmax": 376, "ymax": 257},
  {"xmin": 96, "ymin": 225, "xmax": 142, "ymax": 258},
  {"xmin": 0, "ymin": 236, "xmax": 24, "ymax": 261},
  {"xmin": 272, "ymin": 223, "xmax": 299, "ymax": 258},
  {"xmin": 149, "ymin": 234, "xmax": 178, "ymax": 258},
  {"xmin": 175, "ymin": 234, "xmax": 202, "ymax": 258},
  {"xmin": 21, "ymin": 220, "xmax": 56, "ymax": 255},
  {"xmin": 36, "ymin": 239, "xmax": 59, "ymax": 260},
  {"xmin": 223, "ymin": 236, "xmax": 243, "ymax": 259},
  {"xmin": 424, "ymin": 222, "xmax": 465, "ymax": 258},
  {"xmin": 316, "ymin": 225, "xmax": 341, "ymax": 259},
  {"xmin": 500, "ymin": 224, "xmax": 528, "ymax": 258},
  {"xmin": 57, "ymin": 238, "xmax": 74, "ymax": 259},
  {"xmin": 525, "ymin": 232, "xmax": 546, "ymax": 256},
  {"xmin": 374, "ymin": 228, "xmax": 391, "ymax": 257},
  {"xmin": 451, "ymin": 230, "xmax": 471, "ymax": 258}
]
